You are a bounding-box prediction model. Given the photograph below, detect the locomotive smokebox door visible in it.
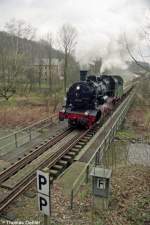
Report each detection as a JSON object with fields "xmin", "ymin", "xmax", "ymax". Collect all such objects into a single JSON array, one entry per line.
[{"xmin": 90, "ymin": 167, "xmax": 112, "ymax": 197}]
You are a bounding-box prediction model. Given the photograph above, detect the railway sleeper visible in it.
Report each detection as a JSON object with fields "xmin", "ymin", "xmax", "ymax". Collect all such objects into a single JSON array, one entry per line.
[
  {"xmin": 67, "ymin": 151, "xmax": 76, "ymax": 157},
  {"xmin": 81, "ymin": 137, "xmax": 90, "ymax": 141},
  {"xmin": 53, "ymin": 164, "xmax": 64, "ymax": 170},
  {"xmin": 62, "ymin": 155, "xmax": 72, "ymax": 160},
  {"xmin": 88, "ymin": 129, "xmax": 95, "ymax": 133},
  {"xmin": 50, "ymin": 169, "xmax": 59, "ymax": 177},
  {"xmin": 86, "ymin": 134, "xmax": 93, "ymax": 137},
  {"xmin": 91, "ymin": 131, "xmax": 97, "ymax": 134},
  {"xmin": 74, "ymin": 144, "xmax": 83, "ymax": 149},
  {"xmin": 78, "ymin": 141, "xmax": 85, "ymax": 146},
  {"xmin": 58, "ymin": 160, "xmax": 68, "ymax": 166},
  {"xmin": 71, "ymin": 148, "xmax": 80, "ymax": 153}
]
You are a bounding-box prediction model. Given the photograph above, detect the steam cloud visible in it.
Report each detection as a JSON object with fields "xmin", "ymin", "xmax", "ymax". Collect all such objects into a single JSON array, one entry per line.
[
  {"xmin": 0, "ymin": 0, "xmax": 149, "ymax": 72},
  {"xmin": 76, "ymin": 0, "xmax": 149, "ymax": 72}
]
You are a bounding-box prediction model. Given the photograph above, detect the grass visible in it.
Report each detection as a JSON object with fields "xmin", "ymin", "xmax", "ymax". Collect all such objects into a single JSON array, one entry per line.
[
  {"xmin": 0, "ymin": 94, "xmax": 43, "ymax": 108},
  {"xmin": 115, "ymin": 129, "xmax": 136, "ymax": 140}
]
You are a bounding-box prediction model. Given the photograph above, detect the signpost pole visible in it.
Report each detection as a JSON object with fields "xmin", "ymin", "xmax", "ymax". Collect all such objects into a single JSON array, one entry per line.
[{"xmin": 44, "ymin": 214, "xmax": 48, "ymax": 225}]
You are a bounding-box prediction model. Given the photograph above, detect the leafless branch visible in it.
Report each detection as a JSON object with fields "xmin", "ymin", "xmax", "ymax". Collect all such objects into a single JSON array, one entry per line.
[{"xmin": 124, "ymin": 33, "xmax": 150, "ymax": 73}]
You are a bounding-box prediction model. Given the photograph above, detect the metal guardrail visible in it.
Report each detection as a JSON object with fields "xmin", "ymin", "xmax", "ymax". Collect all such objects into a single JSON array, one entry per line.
[
  {"xmin": 0, "ymin": 113, "xmax": 58, "ymax": 156},
  {"xmin": 70, "ymin": 90, "xmax": 136, "ymax": 208}
]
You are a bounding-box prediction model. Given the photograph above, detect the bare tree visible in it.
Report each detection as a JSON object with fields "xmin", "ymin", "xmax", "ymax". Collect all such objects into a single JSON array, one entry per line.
[
  {"xmin": 58, "ymin": 24, "xmax": 77, "ymax": 93},
  {"xmin": 5, "ymin": 18, "xmax": 36, "ymax": 42},
  {"xmin": 0, "ymin": 19, "xmax": 37, "ymax": 100},
  {"xmin": 45, "ymin": 33, "xmax": 53, "ymax": 92},
  {"xmin": 38, "ymin": 34, "xmax": 53, "ymax": 92},
  {"xmin": 124, "ymin": 34, "xmax": 150, "ymax": 73},
  {"xmin": 0, "ymin": 31, "xmax": 26, "ymax": 100}
]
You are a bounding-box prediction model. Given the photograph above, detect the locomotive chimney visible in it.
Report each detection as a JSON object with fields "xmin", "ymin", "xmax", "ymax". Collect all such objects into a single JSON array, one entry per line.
[{"xmin": 80, "ymin": 70, "xmax": 88, "ymax": 81}]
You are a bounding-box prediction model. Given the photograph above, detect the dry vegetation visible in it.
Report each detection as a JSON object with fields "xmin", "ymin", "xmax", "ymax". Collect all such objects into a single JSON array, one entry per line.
[
  {"xmin": 125, "ymin": 105, "xmax": 150, "ymax": 137},
  {"xmin": 0, "ymin": 106, "xmax": 49, "ymax": 128},
  {"xmin": 41, "ymin": 165, "xmax": 150, "ymax": 225},
  {"xmin": 97, "ymin": 165, "xmax": 150, "ymax": 225},
  {"xmin": 0, "ymin": 95, "xmax": 61, "ymax": 128}
]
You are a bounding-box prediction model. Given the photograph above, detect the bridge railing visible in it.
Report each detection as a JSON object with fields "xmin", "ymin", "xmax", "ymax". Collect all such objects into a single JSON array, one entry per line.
[
  {"xmin": 70, "ymin": 90, "xmax": 136, "ymax": 209},
  {"xmin": 0, "ymin": 113, "xmax": 58, "ymax": 156}
]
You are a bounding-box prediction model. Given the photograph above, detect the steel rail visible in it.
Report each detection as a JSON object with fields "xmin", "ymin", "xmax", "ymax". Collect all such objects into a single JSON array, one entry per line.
[
  {"xmin": 0, "ymin": 129, "xmax": 89, "ymax": 213},
  {"xmin": 0, "ymin": 128, "xmax": 72, "ymax": 185},
  {"xmin": 46, "ymin": 127, "xmax": 97, "ymax": 169}
]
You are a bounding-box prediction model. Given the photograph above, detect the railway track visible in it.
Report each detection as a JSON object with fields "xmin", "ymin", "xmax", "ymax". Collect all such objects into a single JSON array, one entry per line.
[
  {"xmin": 0, "ymin": 127, "xmax": 72, "ymax": 185},
  {"xmin": 0, "ymin": 124, "xmax": 99, "ymax": 213},
  {"xmin": 0, "ymin": 88, "xmax": 136, "ymax": 214}
]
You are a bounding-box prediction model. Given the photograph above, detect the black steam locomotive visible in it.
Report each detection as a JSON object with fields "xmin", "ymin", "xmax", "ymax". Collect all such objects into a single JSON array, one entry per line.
[{"xmin": 59, "ymin": 70, "xmax": 124, "ymax": 128}]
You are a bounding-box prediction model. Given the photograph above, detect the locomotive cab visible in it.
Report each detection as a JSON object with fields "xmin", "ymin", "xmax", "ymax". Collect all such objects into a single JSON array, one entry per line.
[{"xmin": 99, "ymin": 75, "xmax": 116, "ymax": 97}]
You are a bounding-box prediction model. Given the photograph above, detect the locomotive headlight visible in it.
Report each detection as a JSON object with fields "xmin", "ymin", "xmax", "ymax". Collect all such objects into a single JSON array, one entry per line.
[
  {"xmin": 76, "ymin": 86, "xmax": 80, "ymax": 90},
  {"xmin": 84, "ymin": 111, "xmax": 89, "ymax": 116},
  {"xmin": 62, "ymin": 108, "xmax": 66, "ymax": 113},
  {"xmin": 103, "ymin": 95, "xmax": 108, "ymax": 100}
]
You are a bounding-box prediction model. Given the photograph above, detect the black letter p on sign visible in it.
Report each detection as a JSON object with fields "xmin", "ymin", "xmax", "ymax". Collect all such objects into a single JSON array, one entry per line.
[{"xmin": 37, "ymin": 170, "xmax": 50, "ymax": 196}]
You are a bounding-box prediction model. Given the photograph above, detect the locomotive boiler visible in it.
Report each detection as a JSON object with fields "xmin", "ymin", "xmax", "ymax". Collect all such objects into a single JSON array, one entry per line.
[{"xmin": 59, "ymin": 70, "xmax": 124, "ymax": 128}]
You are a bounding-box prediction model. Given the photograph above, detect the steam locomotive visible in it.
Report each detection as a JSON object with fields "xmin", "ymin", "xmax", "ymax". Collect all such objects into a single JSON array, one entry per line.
[{"xmin": 59, "ymin": 70, "xmax": 126, "ymax": 128}]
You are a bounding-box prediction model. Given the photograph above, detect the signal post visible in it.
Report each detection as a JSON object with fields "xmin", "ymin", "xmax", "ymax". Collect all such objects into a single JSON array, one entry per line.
[{"xmin": 37, "ymin": 168, "xmax": 51, "ymax": 225}]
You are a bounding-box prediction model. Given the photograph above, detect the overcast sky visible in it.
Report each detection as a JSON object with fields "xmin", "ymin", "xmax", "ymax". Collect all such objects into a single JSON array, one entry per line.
[{"xmin": 0, "ymin": 0, "xmax": 149, "ymax": 68}]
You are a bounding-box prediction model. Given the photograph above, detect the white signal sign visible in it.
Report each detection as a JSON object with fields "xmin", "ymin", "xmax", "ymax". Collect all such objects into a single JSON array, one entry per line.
[{"xmin": 37, "ymin": 169, "xmax": 51, "ymax": 216}]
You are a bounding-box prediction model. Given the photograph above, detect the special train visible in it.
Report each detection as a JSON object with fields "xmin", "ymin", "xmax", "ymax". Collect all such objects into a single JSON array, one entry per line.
[{"xmin": 59, "ymin": 70, "xmax": 133, "ymax": 128}]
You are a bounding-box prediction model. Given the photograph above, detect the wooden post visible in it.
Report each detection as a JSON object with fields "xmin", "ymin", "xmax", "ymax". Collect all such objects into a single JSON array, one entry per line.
[
  {"xmin": 44, "ymin": 215, "xmax": 49, "ymax": 225},
  {"xmin": 29, "ymin": 128, "xmax": 32, "ymax": 142},
  {"xmin": 70, "ymin": 189, "xmax": 73, "ymax": 209},
  {"xmin": 49, "ymin": 184, "xmax": 52, "ymax": 216},
  {"xmin": 86, "ymin": 165, "xmax": 89, "ymax": 183},
  {"xmin": 15, "ymin": 133, "xmax": 18, "ymax": 147}
]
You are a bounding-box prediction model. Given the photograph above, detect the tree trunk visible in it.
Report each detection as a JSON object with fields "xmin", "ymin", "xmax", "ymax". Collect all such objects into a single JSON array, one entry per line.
[{"xmin": 64, "ymin": 51, "xmax": 68, "ymax": 94}]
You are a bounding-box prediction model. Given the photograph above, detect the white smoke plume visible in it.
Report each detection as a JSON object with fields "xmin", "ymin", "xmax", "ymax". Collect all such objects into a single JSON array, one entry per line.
[
  {"xmin": 0, "ymin": 0, "xmax": 149, "ymax": 73},
  {"xmin": 76, "ymin": 0, "xmax": 149, "ymax": 72}
]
